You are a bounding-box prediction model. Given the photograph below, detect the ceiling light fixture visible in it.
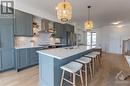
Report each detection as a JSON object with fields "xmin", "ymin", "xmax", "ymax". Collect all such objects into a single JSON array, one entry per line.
[
  {"xmin": 111, "ymin": 21, "xmax": 121, "ymax": 25},
  {"xmin": 56, "ymin": 0, "xmax": 72, "ymax": 23},
  {"xmin": 84, "ymin": 5, "xmax": 94, "ymax": 31},
  {"xmin": 117, "ymin": 25, "xmax": 125, "ymax": 28}
]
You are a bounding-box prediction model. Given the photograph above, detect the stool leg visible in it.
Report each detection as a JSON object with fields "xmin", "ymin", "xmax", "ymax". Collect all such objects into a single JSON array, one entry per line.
[
  {"xmin": 89, "ymin": 62, "xmax": 93, "ymax": 80},
  {"xmin": 60, "ymin": 70, "xmax": 65, "ymax": 86},
  {"xmin": 92, "ymin": 59, "xmax": 95, "ymax": 76},
  {"xmin": 85, "ymin": 64, "xmax": 88, "ymax": 86},
  {"xmin": 80, "ymin": 69, "xmax": 84, "ymax": 86},
  {"xmin": 73, "ymin": 73, "xmax": 76, "ymax": 86},
  {"xmin": 95, "ymin": 56, "xmax": 98, "ymax": 64},
  {"xmin": 98, "ymin": 55, "xmax": 101, "ymax": 66},
  {"xmin": 70, "ymin": 73, "xmax": 73, "ymax": 82}
]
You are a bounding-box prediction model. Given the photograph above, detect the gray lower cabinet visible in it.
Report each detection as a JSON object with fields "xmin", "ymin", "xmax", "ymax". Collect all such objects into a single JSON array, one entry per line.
[
  {"xmin": 27, "ymin": 48, "xmax": 39, "ymax": 65},
  {"xmin": 15, "ymin": 47, "xmax": 42, "ymax": 71},
  {"xmin": 0, "ymin": 49, "xmax": 2, "ymax": 70},
  {"xmin": 15, "ymin": 49, "xmax": 28, "ymax": 69}
]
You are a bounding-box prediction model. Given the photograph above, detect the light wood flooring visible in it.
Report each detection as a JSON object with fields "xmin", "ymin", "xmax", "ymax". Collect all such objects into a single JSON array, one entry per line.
[{"xmin": 0, "ymin": 53, "xmax": 130, "ymax": 86}]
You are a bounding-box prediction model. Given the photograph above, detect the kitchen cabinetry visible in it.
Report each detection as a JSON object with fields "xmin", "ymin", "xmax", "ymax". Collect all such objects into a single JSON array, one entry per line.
[
  {"xmin": 0, "ymin": 19, "xmax": 14, "ymax": 71},
  {"xmin": 0, "ymin": 49, "xmax": 1, "ymax": 70},
  {"xmin": 27, "ymin": 48, "xmax": 39, "ymax": 65},
  {"xmin": 54, "ymin": 22, "xmax": 64, "ymax": 38},
  {"xmin": 63, "ymin": 24, "xmax": 74, "ymax": 32},
  {"xmin": 16, "ymin": 49, "xmax": 28, "ymax": 69},
  {"xmin": 15, "ymin": 47, "xmax": 43, "ymax": 71},
  {"xmin": 14, "ymin": 10, "xmax": 33, "ymax": 36}
]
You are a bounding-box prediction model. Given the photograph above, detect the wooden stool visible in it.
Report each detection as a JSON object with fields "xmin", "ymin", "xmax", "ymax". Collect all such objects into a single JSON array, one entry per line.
[
  {"xmin": 76, "ymin": 57, "xmax": 93, "ymax": 86},
  {"xmin": 92, "ymin": 51, "xmax": 102, "ymax": 66},
  {"xmin": 84, "ymin": 53, "xmax": 97, "ymax": 76},
  {"xmin": 60, "ymin": 61, "xmax": 84, "ymax": 86}
]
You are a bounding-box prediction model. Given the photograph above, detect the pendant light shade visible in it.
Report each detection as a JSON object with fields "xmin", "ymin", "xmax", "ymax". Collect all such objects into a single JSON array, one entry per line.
[
  {"xmin": 84, "ymin": 20, "xmax": 94, "ymax": 31},
  {"xmin": 84, "ymin": 6, "xmax": 94, "ymax": 31},
  {"xmin": 56, "ymin": 0, "xmax": 72, "ymax": 22}
]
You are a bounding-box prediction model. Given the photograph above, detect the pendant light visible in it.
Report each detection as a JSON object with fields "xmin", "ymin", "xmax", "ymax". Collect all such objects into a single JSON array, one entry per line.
[
  {"xmin": 56, "ymin": 0, "xmax": 72, "ymax": 22},
  {"xmin": 84, "ymin": 6, "xmax": 94, "ymax": 31}
]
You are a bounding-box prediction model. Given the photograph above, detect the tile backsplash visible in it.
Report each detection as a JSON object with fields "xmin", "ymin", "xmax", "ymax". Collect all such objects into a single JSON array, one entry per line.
[
  {"xmin": 15, "ymin": 37, "xmax": 39, "ymax": 47},
  {"xmin": 15, "ymin": 33, "xmax": 61, "ymax": 47}
]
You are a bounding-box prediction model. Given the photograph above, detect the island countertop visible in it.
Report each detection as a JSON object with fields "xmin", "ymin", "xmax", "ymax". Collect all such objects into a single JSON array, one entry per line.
[{"xmin": 37, "ymin": 46, "xmax": 96, "ymax": 60}]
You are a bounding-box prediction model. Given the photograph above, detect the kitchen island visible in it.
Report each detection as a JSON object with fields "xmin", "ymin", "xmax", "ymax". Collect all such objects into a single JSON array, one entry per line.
[{"xmin": 37, "ymin": 46, "xmax": 100, "ymax": 86}]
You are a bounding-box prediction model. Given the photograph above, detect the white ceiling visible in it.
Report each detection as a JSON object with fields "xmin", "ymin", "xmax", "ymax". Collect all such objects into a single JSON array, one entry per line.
[{"xmin": 15, "ymin": 0, "xmax": 130, "ymax": 28}]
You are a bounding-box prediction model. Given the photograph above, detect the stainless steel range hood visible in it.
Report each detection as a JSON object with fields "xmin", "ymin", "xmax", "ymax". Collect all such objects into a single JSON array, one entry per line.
[{"xmin": 39, "ymin": 19, "xmax": 54, "ymax": 33}]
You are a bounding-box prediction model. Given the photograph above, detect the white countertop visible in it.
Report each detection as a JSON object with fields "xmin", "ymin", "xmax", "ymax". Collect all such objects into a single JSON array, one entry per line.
[
  {"xmin": 125, "ymin": 55, "xmax": 130, "ymax": 67},
  {"xmin": 37, "ymin": 46, "xmax": 95, "ymax": 60},
  {"xmin": 14, "ymin": 44, "xmax": 67, "ymax": 49},
  {"xmin": 14, "ymin": 45, "xmax": 44, "ymax": 49}
]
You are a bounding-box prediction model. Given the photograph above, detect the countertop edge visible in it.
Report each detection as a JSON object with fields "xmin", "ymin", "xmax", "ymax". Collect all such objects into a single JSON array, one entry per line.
[
  {"xmin": 37, "ymin": 51, "xmax": 62, "ymax": 60},
  {"xmin": 14, "ymin": 46, "xmax": 44, "ymax": 49}
]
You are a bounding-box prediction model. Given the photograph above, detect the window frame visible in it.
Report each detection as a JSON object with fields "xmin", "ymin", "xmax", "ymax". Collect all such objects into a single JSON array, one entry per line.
[{"xmin": 87, "ymin": 32, "xmax": 96, "ymax": 47}]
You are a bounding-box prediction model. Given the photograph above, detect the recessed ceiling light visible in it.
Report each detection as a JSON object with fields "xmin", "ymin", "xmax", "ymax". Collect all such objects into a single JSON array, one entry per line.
[
  {"xmin": 111, "ymin": 21, "xmax": 121, "ymax": 25},
  {"xmin": 116, "ymin": 25, "xmax": 125, "ymax": 28}
]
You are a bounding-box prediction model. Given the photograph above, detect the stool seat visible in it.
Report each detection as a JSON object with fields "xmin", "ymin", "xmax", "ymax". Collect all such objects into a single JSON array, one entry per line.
[
  {"xmin": 92, "ymin": 51, "xmax": 100, "ymax": 55},
  {"xmin": 85, "ymin": 53, "xmax": 97, "ymax": 58},
  {"xmin": 76, "ymin": 57, "xmax": 91, "ymax": 64},
  {"xmin": 60, "ymin": 62, "xmax": 83, "ymax": 73}
]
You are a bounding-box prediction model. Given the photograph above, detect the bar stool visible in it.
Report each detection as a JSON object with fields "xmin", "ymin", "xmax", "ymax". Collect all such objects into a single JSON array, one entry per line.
[
  {"xmin": 60, "ymin": 61, "xmax": 84, "ymax": 86},
  {"xmin": 76, "ymin": 57, "xmax": 93, "ymax": 86},
  {"xmin": 92, "ymin": 51, "xmax": 102, "ymax": 66},
  {"xmin": 84, "ymin": 53, "xmax": 97, "ymax": 76}
]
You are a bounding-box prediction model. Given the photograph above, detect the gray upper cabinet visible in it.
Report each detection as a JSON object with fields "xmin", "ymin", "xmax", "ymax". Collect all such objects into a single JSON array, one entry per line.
[
  {"xmin": 54, "ymin": 22, "xmax": 64, "ymax": 38},
  {"xmin": 64, "ymin": 24, "xmax": 74, "ymax": 32},
  {"xmin": 0, "ymin": 19, "xmax": 14, "ymax": 71},
  {"xmin": 14, "ymin": 10, "xmax": 33, "ymax": 36}
]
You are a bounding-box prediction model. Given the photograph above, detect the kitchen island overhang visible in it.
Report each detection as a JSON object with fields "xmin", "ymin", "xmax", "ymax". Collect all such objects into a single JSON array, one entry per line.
[{"xmin": 37, "ymin": 46, "xmax": 101, "ymax": 86}]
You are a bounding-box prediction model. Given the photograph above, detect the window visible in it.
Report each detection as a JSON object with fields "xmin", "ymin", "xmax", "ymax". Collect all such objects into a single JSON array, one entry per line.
[
  {"xmin": 1, "ymin": 1, "xmax": 14, "ymax": 14},
  {"xmin": 87, "ymin": 32, "xmax": 96, "ymax": 47}
]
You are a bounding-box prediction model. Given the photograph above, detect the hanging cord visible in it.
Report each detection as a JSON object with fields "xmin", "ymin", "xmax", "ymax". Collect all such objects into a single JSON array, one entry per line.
[
  {"xmin": 63, "ymin": 0, "xmax": 66, "ymax": 9},
  {"xmin": 88, "ymin": 5, "xmax": 91, "ymax": 21}
]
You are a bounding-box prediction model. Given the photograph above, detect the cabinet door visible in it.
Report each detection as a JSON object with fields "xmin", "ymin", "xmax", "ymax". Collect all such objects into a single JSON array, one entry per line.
[
  {"xmin": 15, "ymin": 10, "xmax": 33, "ymax": 36},
  {"xmin": 18, "ymin": 49, "xmax": 28, "ymax": 69},
  {"xmin": 0, "ymin": 19, "xmax": 14, "ymax": 71},
  {"xmin": 27, "ymin": 48, "xmax": 39, "ymax": 65},
  {"xmin": 54, "ymin": 23, "xmax": 62, "ymax": 38},
  {"xmin": 60, "ymin": 24, "xmax": 64, "ymax": 38},
  {"xmin": 64, "ymin": 24, "xmax": 74, "ymax": 32},
  {"xmin": 27, "ymin": 48, "xmax": 36, "ymax": 65},
  {"xmin": 0, "ymin": 48, "xmax": 1, "ymax": 70}
]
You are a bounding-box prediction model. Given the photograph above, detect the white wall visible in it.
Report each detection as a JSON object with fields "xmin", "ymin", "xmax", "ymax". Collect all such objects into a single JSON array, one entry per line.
[{"xmin": 96, "ymin": 23, "xmax": 130, "ymax": 54}]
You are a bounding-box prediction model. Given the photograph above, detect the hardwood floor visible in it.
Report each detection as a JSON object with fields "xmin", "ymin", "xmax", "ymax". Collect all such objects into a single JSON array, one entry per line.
[
  {"xmin": 88, "ymin": 53, "xmax": 130, "ymax": 86},
  {"xmin": 0, "ymin": 66, "xmax": 39, "ymax": 86},
  {"xmin": 0, "ymin": 53, "xmax": 130, "ymax": 86}
]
